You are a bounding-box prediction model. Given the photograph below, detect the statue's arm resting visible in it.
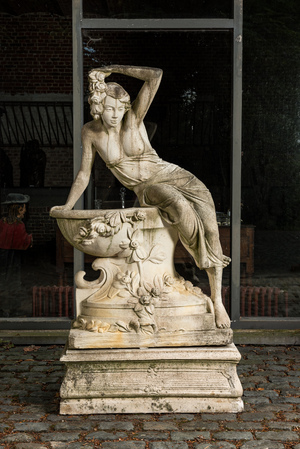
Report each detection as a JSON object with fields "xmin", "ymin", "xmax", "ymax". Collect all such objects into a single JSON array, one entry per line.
[{"xmin": 50, "ymin": 130, "xmax": 95, "ymax": 212}]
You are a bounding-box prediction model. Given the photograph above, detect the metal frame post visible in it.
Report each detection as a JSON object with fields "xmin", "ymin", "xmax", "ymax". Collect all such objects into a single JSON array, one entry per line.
[
  {"xmin": 231, "ymin": 0, "xmax": 243, "ymax": 323},
  {"xmin": 72, "ymin": 0, "xmax": 84, "ymax": 308}
]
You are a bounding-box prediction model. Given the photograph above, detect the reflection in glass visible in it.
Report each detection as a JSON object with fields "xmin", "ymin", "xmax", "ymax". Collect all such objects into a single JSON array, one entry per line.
[{"xmin": 242, "ymin": 0, "xmax": 300, "ymax": 317}]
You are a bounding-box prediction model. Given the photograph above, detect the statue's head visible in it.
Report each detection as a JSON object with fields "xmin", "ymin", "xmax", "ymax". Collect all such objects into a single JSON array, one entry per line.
[{"xmin": 88, "ymin": 70, "xmax": 131, "ymax": 121}]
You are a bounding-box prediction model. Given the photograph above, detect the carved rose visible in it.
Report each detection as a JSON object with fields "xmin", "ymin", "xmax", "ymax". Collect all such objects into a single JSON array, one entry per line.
[
  {"xmin": 163, "ymin": 273, "xmax": 175, "ymax": 287},
  {"xmin": 95, "ymin": 82, "xmax": 106, "ymax": 92},
  {"xmin": 133, "ymin": 210, "xmax": 146, "ymax": 221},
  {"xmin": 118, "ymin": 229, "xmax": 147, "ymax": 263},
  {"xmin": 92, "ymin": 222, "xmax": 111, "ymax": 236},
  {"xmin": 112, "ymin": 270, "xmax": 136, "ymax": 289},
  {"xmin": 139, "ymin": 295, "xmax": 151, "ymax": 306}
]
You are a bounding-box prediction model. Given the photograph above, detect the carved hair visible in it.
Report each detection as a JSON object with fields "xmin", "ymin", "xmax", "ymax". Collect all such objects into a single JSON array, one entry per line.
[{"xmin": 88, "ymin": 70, "xmax": 131, "ymax": 120}]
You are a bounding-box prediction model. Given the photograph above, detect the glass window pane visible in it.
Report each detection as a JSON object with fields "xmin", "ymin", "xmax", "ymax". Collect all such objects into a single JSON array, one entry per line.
[
  {"xmin": 0, "ymin": 13, "xmax": 75, "ymax": 319},
  {"xmin": 83, "ymin": 0, "xmax": 233, "ymax": 19},
  {"xmin": 242, "ymin": 0, "xmax": 300, "ymax": 318},
  {"xmin": 83, "ymin": 30, "xmax": 232, "ymax": 311}
]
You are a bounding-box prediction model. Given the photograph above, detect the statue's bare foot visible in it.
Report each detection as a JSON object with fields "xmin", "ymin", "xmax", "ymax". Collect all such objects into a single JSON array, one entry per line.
[{"xmin": 214, "ymin": 301, "xmax": 231, "ymax": 329}]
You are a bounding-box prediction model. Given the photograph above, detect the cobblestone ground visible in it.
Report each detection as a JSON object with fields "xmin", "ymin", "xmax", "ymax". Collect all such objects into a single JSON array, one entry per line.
[{"xmin": 0, "ymin": 343, "xmax": 300, "ymax": 448}]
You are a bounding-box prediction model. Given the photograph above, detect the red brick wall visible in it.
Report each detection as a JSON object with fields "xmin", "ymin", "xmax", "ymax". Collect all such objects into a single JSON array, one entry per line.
[
  {"xmin": 2, "ymin": 146, "xmax": 73, "ymax": 188},
  {"xmin": 0, "ymin": 13, "xmax": 72, "ymax": 94}
]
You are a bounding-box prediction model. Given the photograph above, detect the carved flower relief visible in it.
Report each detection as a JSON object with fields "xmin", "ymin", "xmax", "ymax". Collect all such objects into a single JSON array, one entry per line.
[
  {"xmin": 118, "ymin": 228, "xmax": 147, "ymax": 263},
  {"xmin": 74, "ymin": 209, "xmax": 146, "ymax": 246},
  {"xmin": 73, "ymin": 316, "xmax": 110, "ymax": 333},
  {"xmin": 132, "ymin": 210, "xmax": 146, "ymax": 222},
  {"xmin": 89, "ymin": 70, "xmax": 106, "ymax": 93},
  {"xmin": 91, "ymin": 222, "xmax": 112, "ymax": 236},
  {"xmin": 113, "ymin": 271, "xmax": 133, "ymax": 288},
  {"xmin": 132, "ymin": 287, "xmax": 156, "ymax": 333}
]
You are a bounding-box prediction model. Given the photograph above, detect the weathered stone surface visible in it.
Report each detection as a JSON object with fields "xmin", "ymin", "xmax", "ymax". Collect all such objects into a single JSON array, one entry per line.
[
  {"xmin": 40, "ymin": 432, "xmax": 81, "ymax": 442},
  {"xmin": 85, "ymin": 431, "xmax": 128, "ymax": 440},
  {"xmin": 49, "ymin": 444, "xmax": 95, "ymax": 449},
  {"xmin": 102, "ymin": 443, "xmax": 146, "ymax": 449},
  {"xmin": 142, "ymin": 421, "xmax": 178, "ymax": 430},
  {"xmin": 170, "ymin": 431, "xmax": 210, "ymax": 440},
  {"xmin": 53, "ymin": 207, "xmax": 222, "ymax": 350},
  {"xmin": 195, "ymin": 444, "xmax": 236, "ymax": 449},
  {"xmin": 150, "ymin": 444, "xmax": 189, "ymax": 449},
  {"xmin": 59, "ymin": 344, "xmax": 243, "ymax": 414},
  {"xmin": 213, "ymin": 431, "xmax": 253, "ymax": 440},
  {"xmin": 240, "ymin": 442, "xmax": 285, "ymax": 449},
  {"xmin": 256, "ymin": 431, "xmax": 299, "ymax": 441},
  {"xmin": 68, "ymin": 328, "xmax": 232, "ymax": 349},
  {"xmin": 14, "ymin": 422, "xmax": 51, "ymax": 432},
  {"xmin": 14, "ymin": 444, "xmax": 48, "ymax": 449},
  {"xmin": 0, "ymin": 433, "xmax": 35, "ymax": 443}
]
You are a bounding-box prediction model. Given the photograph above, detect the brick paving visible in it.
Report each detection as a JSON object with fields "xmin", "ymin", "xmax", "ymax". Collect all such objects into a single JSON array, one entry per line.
[{"xmin": 0, "ymin": 343, "xmax": 300, "ymax": 448}]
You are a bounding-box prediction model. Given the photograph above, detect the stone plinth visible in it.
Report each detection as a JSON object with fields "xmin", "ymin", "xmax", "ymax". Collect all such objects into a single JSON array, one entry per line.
[
  {"xmin": 60, "ymin": 343, "xmax": 243, "ymax": 414},
  {"xmin": 68, "ymin": 327, "xmax": 233, "ymax": 349}
]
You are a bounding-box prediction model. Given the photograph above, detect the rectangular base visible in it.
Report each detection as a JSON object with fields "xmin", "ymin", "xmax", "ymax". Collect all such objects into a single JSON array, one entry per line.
[
  {"xmin": 60, "ymin": 343, "xmax": 243, "ymax": 414},
  {"xmin": 60, "ymin": 397, "xmax": 244, "ymax": 414}
]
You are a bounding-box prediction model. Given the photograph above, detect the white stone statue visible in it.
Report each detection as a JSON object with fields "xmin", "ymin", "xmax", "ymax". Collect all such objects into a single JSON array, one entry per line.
[{"xmin": 51, "ymin": 65, "xmax": 231, "ymax": 329}]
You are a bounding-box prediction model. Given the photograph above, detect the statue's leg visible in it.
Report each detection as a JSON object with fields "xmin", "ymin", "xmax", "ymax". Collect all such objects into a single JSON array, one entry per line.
[
  {"xmin": 193, "ymin": 198, "xmax": 231, "ymax": 266},
  {"xmin": 205, "ymin": 266, "xmax": 231, "ymax": 329},
  {"xmin": 144, "ymin": 184, "xmax": 230, "ymax": 329},
  {"xmin": 143, "ymin": 184, "xmax": 196, "ymax": 243},
  {"xmin": 193, "ymin": 200, "xmax": 231, "ymax": 328}
]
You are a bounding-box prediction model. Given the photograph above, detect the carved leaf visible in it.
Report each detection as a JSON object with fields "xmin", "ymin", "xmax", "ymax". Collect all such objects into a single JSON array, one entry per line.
[
  {"xmin": 107, "ymin": 286, "xmax": 120, "ymax": 299},
  {"xmin": 144, "ymin": 281, "xmax": 153, "ymax": 293},
  {"xmin": 137, "ymin": 287, "xmax": 147, "ymax": 297},
  {"xmin": 153, "ymin": 275, "xmax": 164, "ymax": 291},
  {"xmin": 140, "ymin": 325, "xmax": 155, "ymax": 335},
  {"xmin": 134, "ymin": 303, "xmax": 144, "ymax": 313},
  {"xmin": 148, "ymin": 252, "xmax": 166, "ymax": 264},
  {"xmin": 119, "ymin": 240, "xmax": 130, "ymax": 249},
  {"xmin": 129, "ymin": 319, "xmax": 140, "ymax": 332},
  {"xmin": 145, "ymin": 305, "xmax": 154, "ymax": 315},
  {"xmin": 131, "ymin": 272, "xmax": 140, "ymax": 291},
  {"xmin": 98, "ymin": 322, "xmax": 110, "ymax": 333},
  {"xmin": 120, "ymin": 211, "xmax": 127, "ymax": 222},
  {"xmin": 147, "ymin": 245, "xmax": 166, "ymax": 264},
  {"xmin": 108, "ymin": 324, "xmax": 119, "ymax": 333},
  {"xmin": 116, "ymin": 320, "xmax": 130, "ymax": 332},
  {"xmin": 135, "ymin": 246, "xmax": 147, "ymax": 260},
  {"xmin": 81, "ymin": 240, "xmax": 93, "ymax": 246},
  {"xmin": 106, "ymin": 211, "xmax": 122, "ymax": 227},
  {"xmin": 118, "ymin": 289, "xmax": 131, "ymax": 298},
  {"xmin": 112, "ymin": 225, "xmax": 121, "ymax": 235}
]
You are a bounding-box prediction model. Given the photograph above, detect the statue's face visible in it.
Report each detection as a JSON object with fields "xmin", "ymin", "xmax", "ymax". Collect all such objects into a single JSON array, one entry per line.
[{"xmin": 101, "ymin": 96, "xmax": 126, "ymax": 128}]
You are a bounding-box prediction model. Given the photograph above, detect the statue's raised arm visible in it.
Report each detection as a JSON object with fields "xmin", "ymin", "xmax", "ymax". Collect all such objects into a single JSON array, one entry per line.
[{"xmin": 91, "ymin": 65, "xmax": 163, "ymax": 123}]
